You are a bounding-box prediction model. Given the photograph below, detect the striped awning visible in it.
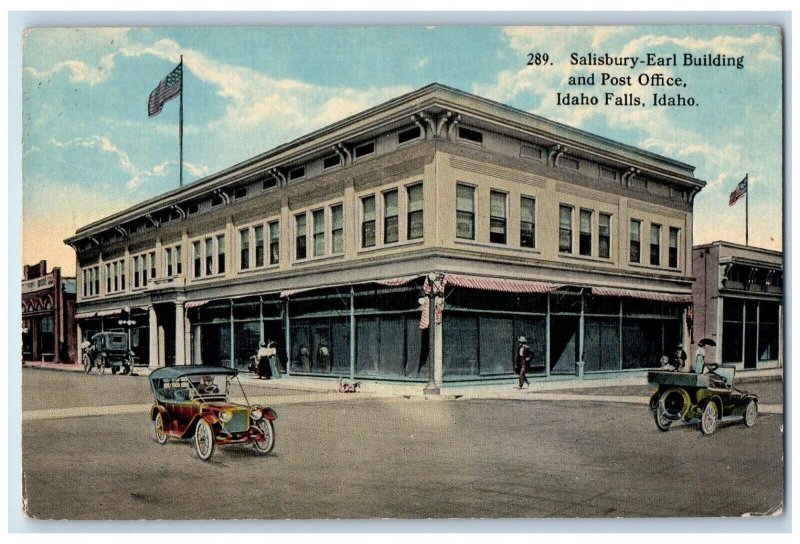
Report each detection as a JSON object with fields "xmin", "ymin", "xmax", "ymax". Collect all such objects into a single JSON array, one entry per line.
[
  {"xmin": 74, "ymin": 312, "xmax": 97, "ymax": 320},
  {"xmin": 591, "ymin": 287, "xmax": 692, "ymax": 304},
  {"xmin": 443, "ymin": 273, "xmax": 562, "ymax": 294},
  {"xmin": 374, "ymin": 275, "xmax": 421, "ymax": 287},
  {"xmin": 184, "ymin": 300, "xmax": 210, "ymax": 309}
]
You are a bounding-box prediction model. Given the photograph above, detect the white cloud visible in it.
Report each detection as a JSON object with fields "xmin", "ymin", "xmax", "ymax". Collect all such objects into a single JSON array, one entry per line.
[
  {"xmin": 416, "ymin": 57, "xmax": 430, "ymax": 69},
  {"xmin": 184, "ymin": 162, "xmax": 210, "ymax": 177}
]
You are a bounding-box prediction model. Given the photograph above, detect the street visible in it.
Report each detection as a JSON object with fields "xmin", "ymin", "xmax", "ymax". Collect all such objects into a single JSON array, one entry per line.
[{"xmin": 21, "ymin": 368, "xmax": 784, "ymax": 520}]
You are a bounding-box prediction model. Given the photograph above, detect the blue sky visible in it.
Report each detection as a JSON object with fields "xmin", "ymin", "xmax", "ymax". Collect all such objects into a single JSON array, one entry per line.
[{"xmin": 21, "ymin": 25, "xmax": 783, "ymax": 274}]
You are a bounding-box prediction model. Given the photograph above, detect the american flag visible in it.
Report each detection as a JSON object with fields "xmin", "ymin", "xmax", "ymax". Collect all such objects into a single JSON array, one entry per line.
[
  {"xmin": 728, "ymin": 175, "xmax": 748, "ymax": 206},
  {"xmin": 148, "ymin": 62, "xmax": 182, "ymax": 117}
]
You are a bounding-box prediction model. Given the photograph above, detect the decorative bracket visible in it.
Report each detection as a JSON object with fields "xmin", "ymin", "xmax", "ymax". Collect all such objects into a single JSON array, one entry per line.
[
  {"xmin": 171, "ymin": 204, "xmax": 187, "ymax": 220},
  {"xmin": 145, "ymin": 213, "xmax": 160, "ymax": 228}
]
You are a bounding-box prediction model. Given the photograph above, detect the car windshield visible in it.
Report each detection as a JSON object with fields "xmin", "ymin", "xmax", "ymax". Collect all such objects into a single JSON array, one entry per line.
[
  {"xmin": 153, "ymin": 375, "xmax": 230, "ymax": 403},
  {"xmin": 188, "ymin": 374, "xmax": 230, "ymax": 399},
  {"xmin": 105, "ymin": 335, "xmax": 128, "ymax": 349}
]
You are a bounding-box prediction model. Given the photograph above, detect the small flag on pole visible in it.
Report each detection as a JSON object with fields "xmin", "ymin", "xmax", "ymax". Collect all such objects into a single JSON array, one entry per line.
[
  {"xmin": 728, "ymin": 175, "xmax": 748, "ymax": 206},
  {"xmin": 148, "ymin": 62, "xmax": 182, "ymax": 117}
]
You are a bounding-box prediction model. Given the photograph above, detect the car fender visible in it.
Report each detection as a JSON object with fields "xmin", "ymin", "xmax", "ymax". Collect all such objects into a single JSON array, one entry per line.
[
  {"xmin": 150, "ymin": 404, "xmax": 168, "ymax": 422},
  {"xmin": 698, "ymin": 395, "xmax": 723, "ymax": 418},
  {"xmin": 263, "ymin": 407, "xmax": 277, "ymax": 421},
  {"xmin": 181, "ymin": 413, "xmax": 219, "ymax": 439},
  {"xmin": 648, "ymin": 392, "xmax": 660, "ymax": 411}
]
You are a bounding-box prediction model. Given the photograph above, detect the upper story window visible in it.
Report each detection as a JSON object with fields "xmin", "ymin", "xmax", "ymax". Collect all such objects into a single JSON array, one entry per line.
[
  {"xmin": 193, "ymin": 241, "xmax": 201, "ymax": 278},
  {"xmin": 361, "ymin": 195, "xmax": 376, "ymax": 248},
  {"xmin": 559, "ymin": 205, "xmax": 573, "ymax": 253},
  {"xmin": 579, "ymin": 209, "xmax": 592, "ymax": 256},
  {"xmin": 163, "ymin": 244, "xmax": 183, "ymax": 277},
  {"xmin": 458, "ymin": 126, "xmax": 483, "ymax": 144},
  {"xmin": 189, "ymin": 235, "xmax": 225, "ymax": 279},
  {"xmin": 456, "ymin": 184, "xmax": 475, "ymax": 240},
  {"xmin": 354, "ymin": 141, "xmax": 375, "ymax": 159},
  {"xmin": 398, "ymin": 126, "xmax": 422, "ymax": 144},
  {"xmin": 331, "ymin": 205, "xmax": 344, "ymax": 254},
  {"xmin": 520, "ymin": 196, "xmax": 536, "ymax": 249},
  {"xmin": 668, "ymin": 227, "xmax": 680, "ymax": 268},
  {"xmin": 650, "ymin": 224, "xmax": 661, "ymax": 266},
  {"xmin": 520, "ymin": 143, "xmax": 543, "ymax": 161},
  {"xmin": 323, "ymin": 155, "xmax": 341, "ymax": 169},
  {"xmin": 239, "ymin": 229, "xmax": 251, "ymax": 270},
  {"xmin": 489, "ymin": 191, "xmax": 507, "ymax": 244},
  {"xmin": 262, "ymin": 176, "xmax": 278, "ymax": 191},
  {"xmin": 105, "ymin": 264, "xmax": 111, "ymax": 293},
  {"xmin": 630, "ymin": 220, "xmax": 641, "ymax": 263},
  {"xmin": 313, "ymin": 209, "xmax": 326, "ymax": 257},
  {"xmin": 204, "ymin": 238, "xmax": 214, "ymax": 276},
  {"xmin": 407, "ymin": 183, "xmax": 424, "ymax": 240},
  {"xmin": 232, "ymin": 187, "xmax": 247, "ymax": 201},
  {"xmin": 211, "ymin": 194, "xmax": 224, "ymax": 208},
  {"xmin": 187, "ymin": 203, "xmax": 200, "ymax": 215},
  {"xmin": 600, "ymin": 167, "xmax": 618, "ymax": 181},
  {"xmin": 254, "ymin": 225, "xmax": 265, "ymax": 267},
  {"xmin": 288, "ymin": 166, "xmax": 305, "ymax": 181},
  {"xmin": 216, "ymin": 234, "xmax": 226, "ymax": 274},
  {"xmin": 165, "ymin": 248, "xmax": 173, "ymax": 277},
  {"xmin": 295, "ymin": 213, "xmax": 307, "ymax": 260},
  {"xmin": 599, "ymin": 213, "xmax": 612, "ymax": 259},
  {"xmin": 82, "ymin": 265, "xmax": 101, "ymax": 297},
  {"xmin": 269, "ymin": 221, "xmax": 280, "ymax": 265},
  {"xmin": 560, "ymin": 156, "xmax": 580, "ymax": 170},
  {"xmin": 383, "ymin": 190, "xmax": 399, "ymax": 244}
]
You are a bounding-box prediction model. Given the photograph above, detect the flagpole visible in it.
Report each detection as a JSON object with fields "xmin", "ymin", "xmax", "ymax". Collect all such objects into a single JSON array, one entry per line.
[
  {"xmin": 179, "ymin": 54, "xmax": 184, "ymax": 188},
  {"xmin": 745, "ymin": 173, "xmax": 749, "ymax": 246}
]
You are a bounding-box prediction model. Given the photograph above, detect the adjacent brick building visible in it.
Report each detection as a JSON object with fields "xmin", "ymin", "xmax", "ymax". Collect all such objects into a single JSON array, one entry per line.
[{"xmin": 22, "ymin": 260, "xmax": 77, "ymax": 363}]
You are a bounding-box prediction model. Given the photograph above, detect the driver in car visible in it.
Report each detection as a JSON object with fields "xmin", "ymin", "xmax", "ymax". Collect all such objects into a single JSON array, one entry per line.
[{"xmin": 197, "ymin": 375, "xmax": 219, "ymax": 395}]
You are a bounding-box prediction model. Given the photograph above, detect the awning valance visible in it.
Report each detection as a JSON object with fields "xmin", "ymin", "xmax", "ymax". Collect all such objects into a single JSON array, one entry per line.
[
  {"xmin": 184, "ymin": 300, "xmax": 210, "ymax": 309},
  {"xmin": 442, "ymin": 273, "xmax": 562, "ymax": 294},
  {"xmin": 591, "ymin": 287, "xmax": 692, "ymax": 304},
  {"xmin": 75, "ymin": 312, "xmax": 96, "ymax": 320},
  {"xmin": 281, "ymin": 276, "xmax": 422, "ymax": 298}
]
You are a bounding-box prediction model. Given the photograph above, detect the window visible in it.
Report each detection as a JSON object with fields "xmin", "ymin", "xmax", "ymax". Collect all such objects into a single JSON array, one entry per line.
[
  {"xmin": 216, "ymin": 234, "xmax": 226, "ymax": 274},
  {"xmin": 361, "ymin": 196, "xmax": 376, "ymax": 248},
  {"xmin": 106, "ymin": 264, "xmax": 111, "ymax": 293},
  {"xmin": 559, "ymin": 205, "xmax": 573, "ymax": 253},
  {"xmin": 579, "ymin": 209, "xmax": 592, "ymax": 256},
  {"xmin": 456, "ymin": 184, "xmax": 475, "ymax": 240},
  {"xmin": 520, "ymin": 143, "xmax": 543, "ymax": 160},
  {"xmin": 112, "ymin": 263, "xmax": 118, "ymax": 292},
  {"xmin": 149, "ymin": 252, "xmax": 156, "ymax": 282},
  {"xmin": 142, "ymin": 255, "xmax": 148, "ymax": 285},
  {"xmin": 295, "ymin": 214, "xmax": 307, "ymax": 260},
  {"xmin": 254, "ymin": 226, "xmax": 265, "ymax": 267},
  {"xmin": 239, "ymin": 229, "xmax": 250, "ymax": 270},
  {"xmin": 599, "ymin": 213, "xmax": 611, "ymax": 259},
  {"xmin": 262, "ymin": 176, "xmax": 278, "ymax": 191},
  {"xmin": 323, "ymin": 155, "xmax": 341, "ymax": 169},
  {"xmin": 520, "ymin": 197, "xmax": 536, "ymax": 248},
  {"xmin": 120, "ymin": 262, "xmax": 126, "ymax": 291},
  {"xmin": 458, "ymin": 126, "xmax": 483, "ymax": 144},
  {"xmin": 490, "ymin": 191, "xmax": 507, "ymax": 244},
  {"xmin": 313, "ymin": 209, "xmax": 326, "ymax": 257},
  {"xmin": 354, "ymin": 141, "xmax": 375, "ymax": 159},
  {"xmin": 289, "ymin": 166, "xmax": 305, "ymax": 181},
  {"xmin": 211, "ymin": 194, "xmax": 223, "ymax": 208},
  {"xmin": 407, "ymin": 183, "xmax": 424, "ymax": 240},
  {"xmin": 600, "ymin": 167, "xmax": 618, "ymax": 181},
  {"xmin": 93, "ymin": 267, "xmax": 99, "ymax": 295},
  {"xmin": 193, "ymin": 241, "xmax": 201, "ymax": 278},
  {"xmin": 188, "ymin": 203, "xmax": 199, "ymax": 215},
  {"xmin": 560, "ymin": 157, "xmax": 580, "ymax": 170},
  {"xmin": 176, "ymin": 246, "xmax": 182, "ymax": 275},
  {"xmin": 650, "ymin": 224, "xmax": 661, "ymax": 266},
  {"xmin": 133, "ymin": 257, "xmax": 140, "ymax": 288},
  {"xmin": 331, "ymin": 205, "xmax": 344, "ymax": 254},
  {"xmin": 629, "ymin": 220, "xmax": 641, "ymax": 263},
  {"xmin": 398, "ymin": 126, "xmax": 421, "ymax": 144},
  {"xmin": 232, "ymin": 187, "xmax": 247, "ymax": 200},
  {"xmin": 269, "ymin": 221, "xmax": 280, "ymax": 265},
  {"xmin": 383, "ymin": 190, "xmax": 399, "ymax": 244},
  {"xmin": 669, "ymin": 227, "xmax": 680, "ymax": 268},
  {"xmin": 165, "ymin": 248, "xmax": 173, "ymax": 277},
  {"xmin": 205, "ymin": 238, "xmax": 214, "ymax": 276}
]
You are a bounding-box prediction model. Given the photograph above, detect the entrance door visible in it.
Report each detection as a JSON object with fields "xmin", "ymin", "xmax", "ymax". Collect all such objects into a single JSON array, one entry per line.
[{"xmin": 550, "ymin": 316, "xmax": 579, "ymax": 374}]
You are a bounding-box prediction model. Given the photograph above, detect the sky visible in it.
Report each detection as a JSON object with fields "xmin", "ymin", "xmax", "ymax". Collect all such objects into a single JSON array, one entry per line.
[{"xmin": 21, "ymin": 25, "xmax": 783, "ymax": 275}]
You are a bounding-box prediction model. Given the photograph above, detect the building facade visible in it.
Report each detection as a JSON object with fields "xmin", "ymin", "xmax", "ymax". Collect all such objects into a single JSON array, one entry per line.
[
  {"xmin": 66, "ymin": 84, "xmax": 705, "ymax": 385},
  {"xmin": 692, "ymin": 242, "xmax": 783, "ymax": 370},
  {"xmin": 22, "ymin": 260, "xmax": 77, "ymax": 363}
]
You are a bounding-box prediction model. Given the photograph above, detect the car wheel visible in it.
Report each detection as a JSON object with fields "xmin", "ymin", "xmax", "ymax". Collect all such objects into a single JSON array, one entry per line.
[
  {"xmin": 700, "ymin": 401, "xmax": 718, "ymax": 435},
  {"xmin": 96, "ymin": 357, "xmax": 105, "ymax": 374},
  {"xmin": 743, "ymin": 399, "xmax": 758, "ymax": 428},
  {"xmin": 253, "ymin": 418, "xmax": 276, "ymax": 455},
  {"xmin": 111, "ymin": 366, "xmax": 118, "ymax": 375},
  {"xmin": 154, "ymin": 413, "xmax": 169, "ymax": 445},
  {"xmin": 654, "ymin": 405, "xmax": 672, "ymax": 432},
  {"xmin": 194, "ymin": 419, "xmax": 215, "ymax": 461},
  {"xmin": 83, "ymin": 355, "xmax": 91, "ymax": 374}
]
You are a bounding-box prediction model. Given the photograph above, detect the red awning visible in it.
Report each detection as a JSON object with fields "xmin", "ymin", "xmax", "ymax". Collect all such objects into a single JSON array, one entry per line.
[
  {"xmin": 591, "ymin": 287, "xmax": 692, "ymax": 304},
  {"xmin": 75, "ymin": 312, "xmax": 97, "ymax": 320},
  {"xmin": 374, "ymin": 275, "xmax": 420, "ymax": 287},
  {"xmin": 443, "ymin": 273, "xmax": 562, "ymax": 294},
  {"xmin": 184, "ymin": 300, "xmax": 210, "ymax": 309}
]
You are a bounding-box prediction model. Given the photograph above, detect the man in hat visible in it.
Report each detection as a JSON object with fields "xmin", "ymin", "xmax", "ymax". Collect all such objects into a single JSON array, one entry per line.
[
  {"xmin": 515, "ymin": 336, "xmax": 532, "ymax": 389},
  {"xmin": 672, "ymin": 343, "xmax": 688, "ymax": 371}
]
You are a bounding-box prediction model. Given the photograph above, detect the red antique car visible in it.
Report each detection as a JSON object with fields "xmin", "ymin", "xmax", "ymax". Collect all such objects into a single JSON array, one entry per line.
[{"xmin": 148, "ymin": 365, "xmax": 276, "ymax": 460}]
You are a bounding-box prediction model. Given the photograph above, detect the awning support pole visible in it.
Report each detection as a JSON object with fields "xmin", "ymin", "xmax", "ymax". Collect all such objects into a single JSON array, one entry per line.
[
  {"xmin": 545, "ymin": 294, "xmax": 551, "ymax": 378},
  {"xmin": 229, "ymin": 300, "xmax": 235, "ymax": 369},
  {"xmin": 284, "ymin": 298, "xmax": 291, "ymax": 376},
  {"xmin": 349, "ymin": 286, "xmax": 356, "ymax": 381}
]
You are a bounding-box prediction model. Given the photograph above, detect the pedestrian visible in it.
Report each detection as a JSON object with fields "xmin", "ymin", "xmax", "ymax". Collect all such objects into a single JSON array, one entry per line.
[
  {"xmin": 515, "ymin": 336, "xmax": 532, "ymax": 389},
  {"xmin": 694, "ymin": 342, "xmax": 706, "ymax": 374},
  {"xmin": 267, "ymin": 341, "xmax": 281, "ymax": 379},
  {"xmin": 300, "ymin": 345, "xmax": 311, "ymax": 373},
  {"xmin": 256, "ymin": 341, "xmax": 271, "ymax": 379},
  {"xmin": 317, "ymin": 340, "xmax": 331, "ymax": 373}
]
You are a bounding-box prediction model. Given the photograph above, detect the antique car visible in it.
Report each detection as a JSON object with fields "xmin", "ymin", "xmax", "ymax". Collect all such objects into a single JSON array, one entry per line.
[
  {"xmin": 148, "ymin": 365, "xmax": 276, "ymax": 461},
  {"xmin": 648, "ymin": 363, "xmax": 758, "ymax": 435},
  {"xmin": 84, "ymin": 332, "xmax": 134, "ymax": 375}
]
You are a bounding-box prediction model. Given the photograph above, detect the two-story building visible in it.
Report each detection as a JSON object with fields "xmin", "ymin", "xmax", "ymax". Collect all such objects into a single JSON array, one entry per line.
[
  {"xmin": 22, "ymin": 260, "xmax": 77, "ymax": 363},
  {"xmin": 65, "ymin": 83, "xmax": 705, "ymax": 387},
  {"xmin": 692, "ymin": 241, "xmax": 783, "ymax": 371}
]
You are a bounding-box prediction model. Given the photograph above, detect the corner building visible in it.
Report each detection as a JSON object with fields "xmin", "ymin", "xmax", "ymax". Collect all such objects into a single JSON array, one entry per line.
[{"xmin": 66, "ymin": 84, "xmax": 705, "ymax": 386}]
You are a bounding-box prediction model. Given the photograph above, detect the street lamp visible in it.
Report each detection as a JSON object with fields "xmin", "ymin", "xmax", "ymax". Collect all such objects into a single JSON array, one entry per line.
[
  {"xmin": 118, "ymin": 306, "xmax": 137, "ymax": 376},
  {"xmin": 423, "ymin": 272, "xmax": 445, "ymax": 396}
]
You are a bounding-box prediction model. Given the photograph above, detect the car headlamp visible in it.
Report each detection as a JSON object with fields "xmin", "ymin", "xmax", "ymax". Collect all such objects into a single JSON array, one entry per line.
[
  {"xmin": 250, "ymin": 408, "xmax": 263, "ymax": 421},
  {"xmin": 219, "ymin": 409, "xmax": 233, "ymax": 423}
]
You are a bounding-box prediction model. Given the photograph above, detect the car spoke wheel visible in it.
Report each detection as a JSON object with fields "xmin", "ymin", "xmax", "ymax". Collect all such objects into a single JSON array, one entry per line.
[
  {"xmin": 654, "ymin": 405, "xmax": 672, "ymax": 432},
  {"xmin": 194, "ymin": 420, "xmax": 215, "ymax": 461},
  {"xmin": 253, "ymin": 419, "xmax": 275, "ymax": 455},
  {"xmin": 743, "ymin": 400, "xmax": 758, "ymax": 428},
  {"xmin": 700, "ymin": 402, "xmax": 718, "ymax": 435},
  {"xmin": 154, "ymin": 413, "xmax": 169, "ymax": 445}
]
